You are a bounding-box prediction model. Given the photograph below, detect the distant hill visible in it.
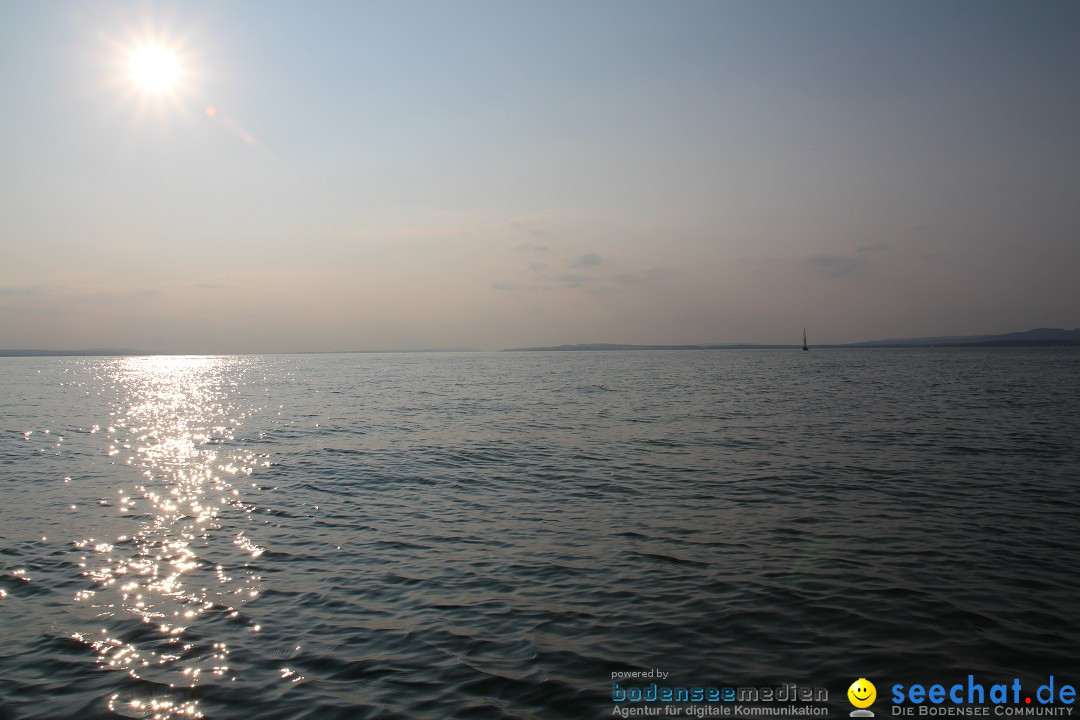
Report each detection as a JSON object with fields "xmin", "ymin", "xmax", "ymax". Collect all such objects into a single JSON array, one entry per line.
[
  {"xmin": 504, "ymin": 328, "xmax": 1080, "ymax": 351},
  {"xmin": 506, "ymin": 343, "xmax": 714, "ymax": 352},
  {"xmin": 848, "ymin": 327, "xmax": 1080, "ymax": 347},
  {"xmin": 502, "ymin": 342, "xmax": 800, "ymax": 351}
]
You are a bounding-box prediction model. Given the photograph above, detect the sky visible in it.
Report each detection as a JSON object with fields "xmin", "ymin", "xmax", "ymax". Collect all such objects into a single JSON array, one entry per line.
[{"xmin": 1, "ymin": 0, "xmax": 1078, "ymax": 352}]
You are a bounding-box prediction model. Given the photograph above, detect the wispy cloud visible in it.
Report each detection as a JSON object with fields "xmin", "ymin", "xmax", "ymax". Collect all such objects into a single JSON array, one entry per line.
[
  {"xmin": 506, "ymin": 215, "xmax": 557, "ymax": 252},
  {"xmin": 514, "ymin": 242, "xmax": 549, "ymax": 252},
  {"xmin": 802, "ymin": 244, "xmax": 886, "ymax": 277},
  {"xmin": 0, "ymin": 285, "xmax": 162, "ymax": 302},
  {"xmin": 857, "ymin": 243, "xmax": 889, "ymax": 253},
  {"xmin": 490, "ymin": 281, "xmax": 545, "ymax": 292},
  {"xmin": 557, "ymin": 273, "xmax": 592, "ymax": 288},
  {"xmin": 507, "ymin": 217, "xmax": 550, "ymax": 238},
  {"xmin": 77, "ymin": 288, "xmax": 161, "ymax": 301},
  {"xmin": 615, "ymin": 267, "xmax": 678, "ymax": 286},
  {"xmin": 570, "ymin": 253, "xmax": 602, "ymax": 268},
  {"xmin": 802, "ymin": 254, "xmax": 867, "ymax": 277},
  {"xmin": 0, "ymin": 284, "xmax": 45, "ymax": 296}
]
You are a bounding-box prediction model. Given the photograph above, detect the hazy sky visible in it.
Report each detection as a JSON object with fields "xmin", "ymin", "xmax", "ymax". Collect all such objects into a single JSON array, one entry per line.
[{"xmin": 2, "ymin": 0, "xmax": 1078, "ymax": 352}]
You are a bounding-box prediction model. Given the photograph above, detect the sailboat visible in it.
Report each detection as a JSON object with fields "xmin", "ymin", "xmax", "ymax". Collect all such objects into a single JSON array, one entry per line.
[{"xmin": 802, "ymin": 328, "xmax": 809, "ymax": 351}]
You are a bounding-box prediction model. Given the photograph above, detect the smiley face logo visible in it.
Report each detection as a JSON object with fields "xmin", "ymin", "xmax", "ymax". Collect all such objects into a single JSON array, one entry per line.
[{"xmin": 848, "ymin": 678, "xmax": 877, "ymax": 708}]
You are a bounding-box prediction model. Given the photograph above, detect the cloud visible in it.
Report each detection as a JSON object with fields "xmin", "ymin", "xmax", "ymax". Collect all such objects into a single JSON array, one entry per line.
[
  {"xmin": 802, "ymin": 245, "xmax": 885, "ymax": 277},
  {"xmin": 802, "ymin": 254, "xmax": 867, "ymax": 276},
  {"xmin": 557, "ymin": 273, "xmax": 592, "ymax": 288},
  {"xmin": 570, "ymin": 253, "xmax": 602, "ymax": 268},
  {"xmin": 506, "ymin": 215, "xmax": 556, "ymax": 250},
  {"xmin": 0, "ymin": 285, "xmax": 163, "ymax": 303},
  {"xmin": 0, "ymin": 284, "xmax": 45, "ymax": 296},
  {"xmin": 490, "ymin": 281, "xmax": 545, "ymax": 292},
  {"xmin": 514, "ymin": 242, "xmax": 549, "ymax": 252},
  {"xmin": 616, "ymin": 267, "xmax": 678, "ymax": 286},
  {"xmin": 508, "ymin": 217, "xmax": 549, "ymax": 238},
  {"xmin": 78, "ymin": 288, "xmax": 160, "ymax": 300}
]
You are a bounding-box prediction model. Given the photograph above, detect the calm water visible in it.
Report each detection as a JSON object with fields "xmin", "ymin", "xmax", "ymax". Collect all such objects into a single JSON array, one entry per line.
[{"xmin": 1, "ymin": 350, "xmax": 1079, "ymax": 719}]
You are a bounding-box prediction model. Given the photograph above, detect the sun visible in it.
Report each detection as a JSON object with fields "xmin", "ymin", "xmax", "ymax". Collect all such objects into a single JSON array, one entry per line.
[{"xmin": 128, "ymin": 45, "xmax": 181, "ymax": 93}]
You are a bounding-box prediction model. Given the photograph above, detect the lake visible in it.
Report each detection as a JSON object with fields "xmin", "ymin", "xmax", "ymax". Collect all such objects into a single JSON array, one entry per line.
[{"xmin": 1, "ymin": 349, "xmax": 1078, "ymax": 719}]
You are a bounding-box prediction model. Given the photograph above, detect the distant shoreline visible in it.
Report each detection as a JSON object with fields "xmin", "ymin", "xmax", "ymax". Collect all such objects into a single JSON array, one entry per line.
[
  {"xmin": 2, "ymin": 327, "xmax": 1077, "ymax": 357},
  {"xmin": 0, "ymin": 349, "xmax": 154, "ymax": 358},
  {"xmin": 3, "ymin": 344, "xmax": 1079, "ymax": 359},
  {"xmin": 0, "ymin": 348, "xmax": 479, "ymax": 358},
  {"xmin": 503, "ymin": 340, "xmax": 1080, "ymax": 352}
]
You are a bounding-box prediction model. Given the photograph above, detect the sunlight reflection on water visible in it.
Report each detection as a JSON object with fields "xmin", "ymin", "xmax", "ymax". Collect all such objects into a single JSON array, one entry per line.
[{"xmin": 72, "ymin": 356, "xmax": 270, "ymax": 719}]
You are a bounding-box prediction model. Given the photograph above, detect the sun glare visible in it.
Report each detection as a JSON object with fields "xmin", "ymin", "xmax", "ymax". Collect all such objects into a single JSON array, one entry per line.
[{"xmin": 128, "ymin": 45, "xmax": 181, "ymax": 93}]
